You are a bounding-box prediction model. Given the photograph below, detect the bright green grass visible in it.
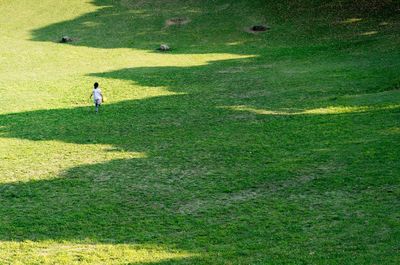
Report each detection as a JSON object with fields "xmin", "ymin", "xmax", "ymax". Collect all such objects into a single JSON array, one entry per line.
[{"xmin": 0, "ymin": 0, "xmax": 399, "ymax": 264}]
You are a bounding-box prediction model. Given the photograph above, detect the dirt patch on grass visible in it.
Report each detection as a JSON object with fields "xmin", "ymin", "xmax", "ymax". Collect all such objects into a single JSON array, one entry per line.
[
  {"xmin": 165, "ymin": 17, "xmax": 191, "ymax": 27},
  {"xmin": 228, "ymin": 90, "xmax": 272, "ymax": 100},
  {"xmin": 177, "ymin": 174, "xmax": 318, "ymax": 214},
  {"xmin": 245, "ymin": 25, "xmax": 270, "ymax": 34},
  {"xmin": 217, "ymin": 64, "xmax": 273, "ymax": 74},
  {"xmin": 177, "ymin": 188, "xmax": 260, "ymax": 214},
  {"xmin": 217, "ymin": 67, "xmax": 246, "ymax": 74}
]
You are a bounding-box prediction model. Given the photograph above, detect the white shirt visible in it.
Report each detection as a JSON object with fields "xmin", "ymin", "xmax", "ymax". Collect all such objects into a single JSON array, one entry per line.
[{"xmin": 93, "ymin": 88, "xmax": 102, "ymax": 101}]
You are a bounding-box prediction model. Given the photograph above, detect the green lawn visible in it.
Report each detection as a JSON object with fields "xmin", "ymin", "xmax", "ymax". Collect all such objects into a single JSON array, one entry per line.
[{"xmin": 0, "ymin": 0, "xmax": 399, "ymax": 264}]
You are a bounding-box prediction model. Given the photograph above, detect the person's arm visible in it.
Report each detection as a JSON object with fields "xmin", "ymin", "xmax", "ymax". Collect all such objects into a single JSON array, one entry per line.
[
  {"xmin": 89, "ymin": 91, "xmax": 93, "ymax": 99},
  {"xmin": 100, "ymin": 92, "xmax": 104, "ymax": 102}
]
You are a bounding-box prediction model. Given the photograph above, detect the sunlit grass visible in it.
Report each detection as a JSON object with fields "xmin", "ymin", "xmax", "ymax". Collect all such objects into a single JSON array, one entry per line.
[
  {"xmin": 0, "ymin": 139, "xmax": 146, "ymax": 183},
  {"xmin": 360, "ymin": 31, "xmax": 378, "ymax": 36},
  {"xmin": 341, "ymin": 17, "xmax": 363, "ymax": 24},
  {"xmin": 0, "ymin": 1, "xmax": 252, "ymax": 114},
  {"xmin": 221, "ymin": 102, "xmax": 400, "ymax": 116},
  {"xmin": 0, "ymin": 241, "xmax": 196, "ymax": 265}
]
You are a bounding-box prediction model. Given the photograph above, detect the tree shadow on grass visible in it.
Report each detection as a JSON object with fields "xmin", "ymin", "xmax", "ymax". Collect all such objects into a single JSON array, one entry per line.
[
  {"xmin": 1, "ymin": 67, "xmax": 399, "ymax": 264},
  {"xmin": 30, "ymin": 0, "xmax": 400, "ymax": 56},
  {"xmin": 30, "ymin": 0, "xmax": 271, "ymax": 55},
  {"xmin": 1, "ymin": 0, "xmax": 397, "ymax": 262},
  {"xmin": 0, "ymin": 96, "xmax": 303, "ymax": 263}
]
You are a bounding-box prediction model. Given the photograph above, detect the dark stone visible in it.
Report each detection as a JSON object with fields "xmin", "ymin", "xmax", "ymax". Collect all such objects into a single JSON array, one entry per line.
[
  {"xmin": 251, "ymin": 25, "xmax": 269, "ymax": 32},
  {"xmin": 60, "ymin": 36, "xmax": 73, "ymax": 43}
]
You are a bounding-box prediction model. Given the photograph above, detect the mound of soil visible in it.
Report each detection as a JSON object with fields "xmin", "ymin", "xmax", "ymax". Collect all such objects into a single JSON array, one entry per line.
[{"xmin": 165, "ymin": 17, "xmax": 191, "ymax": 27}]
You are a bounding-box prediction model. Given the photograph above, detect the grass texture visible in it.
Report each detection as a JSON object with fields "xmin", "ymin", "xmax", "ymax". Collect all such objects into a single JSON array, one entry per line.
[{"xmin": 0, "ymin": 0, "xmax": 399, "ymax": 264}]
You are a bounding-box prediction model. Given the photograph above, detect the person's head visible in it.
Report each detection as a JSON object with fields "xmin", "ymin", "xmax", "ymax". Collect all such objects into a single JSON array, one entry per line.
[{"xmin": 94, "ymin": 82, "xmax": 99, "ymax": 89}]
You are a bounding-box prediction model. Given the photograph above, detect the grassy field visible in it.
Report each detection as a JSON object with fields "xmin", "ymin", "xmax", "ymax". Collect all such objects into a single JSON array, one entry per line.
[{"xmin": 0, "ymin": 0, "xmax": 399, "ymax": 264}]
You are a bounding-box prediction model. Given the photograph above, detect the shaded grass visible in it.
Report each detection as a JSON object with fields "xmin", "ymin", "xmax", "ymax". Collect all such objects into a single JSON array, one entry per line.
[{"xmin": 0, "ymin": 0, "xmax": 399, "ymax": 264}]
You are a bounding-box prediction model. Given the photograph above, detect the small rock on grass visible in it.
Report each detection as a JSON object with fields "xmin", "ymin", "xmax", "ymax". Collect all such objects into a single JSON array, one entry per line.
[
  {"xmin": 251, "ymin": 25, "xmax": 270, "ymax": 32},
  {"xmin": 60, "ymin": 36, "xmax": 73, "ymax": 43},
  {"xmin": 158, "ymin": 44, "xmax": 171, "ymax": 51}
]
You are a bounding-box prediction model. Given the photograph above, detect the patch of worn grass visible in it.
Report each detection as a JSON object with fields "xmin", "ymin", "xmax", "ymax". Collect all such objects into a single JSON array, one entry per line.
[{"xmin": 0, "ymin": 0, "xmax": 399, "ymax": 264}]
